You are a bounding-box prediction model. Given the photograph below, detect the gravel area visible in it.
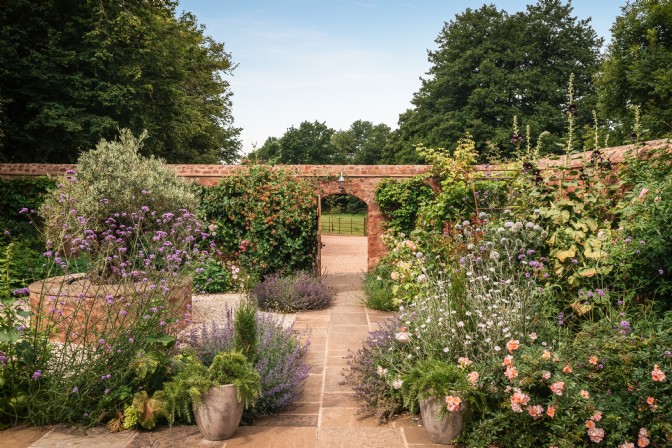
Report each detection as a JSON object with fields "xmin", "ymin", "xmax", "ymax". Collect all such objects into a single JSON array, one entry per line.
[{"xmin": 182, "ymin": 235, "xmax": 367, "ymax": 335}]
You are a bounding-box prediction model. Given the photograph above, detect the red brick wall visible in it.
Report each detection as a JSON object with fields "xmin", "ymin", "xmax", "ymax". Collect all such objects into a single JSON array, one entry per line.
[{"xmin": 2, "ymin": 139, "xmax": 668, "ymax": 270}]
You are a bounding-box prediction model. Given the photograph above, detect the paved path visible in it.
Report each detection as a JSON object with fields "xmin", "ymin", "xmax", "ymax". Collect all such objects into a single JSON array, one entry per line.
[{"xmin": 1, "ymin": 236, "xmax": 442, "ymax": 447}]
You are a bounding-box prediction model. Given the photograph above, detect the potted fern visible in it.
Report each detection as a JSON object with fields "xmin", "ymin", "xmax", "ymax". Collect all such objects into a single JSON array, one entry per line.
[
  {"xmin": 402, "ymin": 359, "xmax": 480, "ymax": 445},
  {"xmin": 162, "ymin": 351, "xmax": 261, "ymax": 441}
]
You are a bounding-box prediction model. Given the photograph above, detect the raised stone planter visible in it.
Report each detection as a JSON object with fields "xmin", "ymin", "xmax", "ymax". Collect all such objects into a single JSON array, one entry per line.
[{"xmin": 29, "ymin": 273, "xmax": 191, "ymax": 343}]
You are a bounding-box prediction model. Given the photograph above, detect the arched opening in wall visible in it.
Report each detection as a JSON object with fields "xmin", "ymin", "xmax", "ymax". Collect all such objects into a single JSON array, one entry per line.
[{"xmin": 318, "ymin": 194, "xmax": 368, "ymax": 274}]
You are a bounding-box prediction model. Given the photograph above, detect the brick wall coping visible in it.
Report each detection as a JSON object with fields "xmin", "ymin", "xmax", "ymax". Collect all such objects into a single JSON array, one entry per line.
[
  {"xmin": 0, "ymin": 139, "xmax": 668, "ymax": 180},
  {"xmin": 0, "ymin": 163, "xmax": 432, "ymax": 178}
]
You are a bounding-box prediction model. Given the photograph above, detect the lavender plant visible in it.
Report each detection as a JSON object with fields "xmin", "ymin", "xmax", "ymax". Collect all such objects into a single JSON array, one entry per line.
[
  {"xmin": 182, "ymin": 307, "xmax": 310, "ymax": 418},
  {"xmin": 342, "ymin": 316, "xmax": 406, "ymax": 422},
  {"xmin": 251, "ymin": 272, "xmax": 331, "ymax": 312}
]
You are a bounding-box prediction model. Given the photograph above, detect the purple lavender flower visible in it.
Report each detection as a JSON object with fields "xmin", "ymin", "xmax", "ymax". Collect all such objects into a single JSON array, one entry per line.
[
  {"xmin": 72, "ymin": 386, "xmax": 79, "ymax": 393},
  {"xmin": 619, "ymin": 320, "xmax": 632, "ymax": 336},
  {"xmin": 32, "ymin": 370, "xmax": 42, "ymax": 380}
]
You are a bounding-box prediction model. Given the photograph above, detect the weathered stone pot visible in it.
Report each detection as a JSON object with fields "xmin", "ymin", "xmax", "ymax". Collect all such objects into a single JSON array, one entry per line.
[
  {"xmin": 419, "ymin": 396, "xmax": 469, "ymax": 445},
  {"xmin": 29, "ymin": 273, "xmax": 191, "ymax": 343},
  {"xmin": 193, "ymin": 384, "xmax": 244, "ymax": 441}
]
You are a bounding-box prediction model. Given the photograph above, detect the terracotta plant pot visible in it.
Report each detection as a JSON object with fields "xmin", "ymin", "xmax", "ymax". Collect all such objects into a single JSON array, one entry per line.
[
  {"xmin": 193, "ymin": 384, "xmax": 244, "ymax": 441},
  {"xmin": 419, "ymin": 396, "xmax": 469, "ymax": 445}
]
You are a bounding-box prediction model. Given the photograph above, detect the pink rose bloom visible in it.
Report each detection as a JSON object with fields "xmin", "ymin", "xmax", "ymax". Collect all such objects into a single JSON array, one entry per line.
[
  {"xmin": 638, "ymin": 188, "xmax": 649, "ymax": 200},
  {"xmin": 467, "ymin": 371, "xmax": 479, "ymax": 387},
  {"xmin": 550, "ymin": 381, "xmax": 565, "ymax": 396},
  {"xmin": 527, "ymin": 404, "xmax": 544, "ymax": 420},
  {"xmin": 588, "ymin": 427, "xmax": 605, "ymax": 443}
]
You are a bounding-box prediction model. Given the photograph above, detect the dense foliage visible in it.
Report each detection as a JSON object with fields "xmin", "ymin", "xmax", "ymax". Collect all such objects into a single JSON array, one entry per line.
[
  {"xmin": 385, "ymin": 0, "xmax": 602, "ymax": 163},
  {"xmin": 251, "ymin": 119, "xmax": 391, "ymax": 164},
  {"xmin": 251, "ymin": 121, "xmax": 337, "ymax": 164},
  {"xmin": 0, "ymin": 0, "xmax": 240, "ymax": 163},
  {"xmin": 0, "ymin": 177, "xmax": 57, "ymax": 291},
  {"xmin": 374, "ymin": 178, "xmax": 434, "ymax": 235},
  {"xmin": 331, "ymin": 120, "xmax": 392, "ymax": 164},
  {"xmin": 597, "ymin": 0, "xmax": 672, "ymax": 142},
  {"xmin": 349, "ymin": 131, "xmax": 672, "ymax": 446},
  {"xmin": 199, "ymin": 163, "xmax": 318, "ymax": 278}
]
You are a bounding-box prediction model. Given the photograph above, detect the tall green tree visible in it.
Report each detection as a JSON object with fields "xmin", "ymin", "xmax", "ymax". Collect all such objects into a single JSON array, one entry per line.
[
  {"xmin": 250, "ymin": 121, "xmax": 337, "ymax": 164},
  {"xmin": 597, "ymin": 0, "xmax": 672, "ymax": 141},
  {"xmin": 331, "ymin": 120, "xmax": 391, "ymax": 164},
  {"xmin": 0, "ymin": 0, "xmax": 240, "ymax": 163},
  {"xmin": 388, "ymin": 0, "xmax": 602, "ymax": 163}
]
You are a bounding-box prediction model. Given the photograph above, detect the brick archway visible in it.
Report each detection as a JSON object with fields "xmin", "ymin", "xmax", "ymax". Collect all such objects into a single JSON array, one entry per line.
[
  {"xmin": 0, "ymin": 163, "xmax": 433, "ymax": 270},
  {"xmin": 177, "ymin": 164, "xmax": 432, "ymax": 270}
]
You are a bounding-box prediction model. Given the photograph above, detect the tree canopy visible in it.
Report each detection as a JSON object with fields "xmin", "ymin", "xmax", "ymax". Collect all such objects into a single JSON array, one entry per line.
[
  {"xmin": 597, "ymin": 0, "xmax": 672, "ymax": 141},
  {"xmin": 251, "ymin": 121, "xmax": 336, "ymax": 164},
  {"xmin": 0, "ymin": 0, "xmax": 240, "ymax": 164},
  {"xmin": 388, "ymin": 0, "xmax": 602, "ymax": 163},
  {"xmin": 331, "ymin": 120, "xmax": 391, "ymax": 164},
  {"xmin": 250, "ymin": 120, "xmax": 391, "ymax": 165}
]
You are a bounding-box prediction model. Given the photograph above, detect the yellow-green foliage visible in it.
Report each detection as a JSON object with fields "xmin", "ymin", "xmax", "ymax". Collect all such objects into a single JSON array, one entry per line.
[{"xmin": 40, "ymin": 129, "xmax": 198, "ymax": 244}]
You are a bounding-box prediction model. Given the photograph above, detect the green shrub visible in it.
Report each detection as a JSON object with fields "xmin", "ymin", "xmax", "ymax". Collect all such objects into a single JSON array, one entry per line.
[
  {"xmin": 200, "ymin": 163, "xmax": 318, "ymax": 277},
  {"xmin": 0, "ymin": 177, "xmax": 55, "ymax": 245},
  {"xmin": 234, "ymin": 300, "xmax": 258, "ymax": 359},
  {"xmin": 362, "ymin": 264, "xmax": 397, "ymax": 311},
  {"xmin": 39, "ymin": 129, "xmax": 199, "ymax": 279},
  {"xmin": 375, "ymin": 177, "xmax": 434, "ymax": 235},
  {"xmin": 614, "ymin": 143, "xmax": 672, "ymax": 304},
  {"xmin": 194, "ymin": 258, "xmax": 234, "ymax": 293}
]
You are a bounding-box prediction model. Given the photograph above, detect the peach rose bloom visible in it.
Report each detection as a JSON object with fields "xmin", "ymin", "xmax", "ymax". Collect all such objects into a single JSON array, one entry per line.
[
  {"xmin": 651, "ymin": 364, "xmax": 666, "ymax": 382},
  {"xmin": 546, "ymin": 404, "xmax": 556, "ymax": 418},
  {"xmin": 506, "ymin": 339, "xmax": 520, "ymax": 352},
  {"xmin": 445, "ymin": 395, "xmax": 462, "ymax": 412}
]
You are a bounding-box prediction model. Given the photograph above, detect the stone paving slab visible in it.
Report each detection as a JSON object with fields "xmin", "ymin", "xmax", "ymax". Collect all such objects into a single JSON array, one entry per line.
[
  {"xmin": 30, "ymin": 425, "xmax": 137, "ymax": 448},
  {"xmin": 127, "ymin": 426, "xmax": 220, "ymax": 448},
  {"xmin": 225, "ymin": 427, "xmax": 318, "ymax": 447},
  {"xmin": 316, "ymin": 427, "xmax": 405, "ymax": 448},
  {"xmin": 0, "ymin": 426, "xmax": 52, "ymax": 448}
]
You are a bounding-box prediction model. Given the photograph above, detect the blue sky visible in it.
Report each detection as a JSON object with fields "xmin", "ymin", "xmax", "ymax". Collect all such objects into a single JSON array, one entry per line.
[{"xmin": 177, "ymin": 1, "xmax": 625, "ymax": 155}]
